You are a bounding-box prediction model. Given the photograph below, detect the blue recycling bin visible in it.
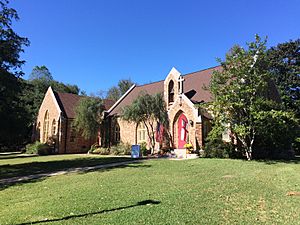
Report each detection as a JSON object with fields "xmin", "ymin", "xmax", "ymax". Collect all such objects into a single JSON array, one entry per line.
[{"xmin": 131, "ymin": 145, "xmax": 141, "ymax": 158}]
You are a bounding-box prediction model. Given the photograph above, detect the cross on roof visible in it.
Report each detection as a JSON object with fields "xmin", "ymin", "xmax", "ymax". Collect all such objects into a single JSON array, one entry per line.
[{"xmin": 178, "ymin": 76, "xmax": 185, "ymax": 94}]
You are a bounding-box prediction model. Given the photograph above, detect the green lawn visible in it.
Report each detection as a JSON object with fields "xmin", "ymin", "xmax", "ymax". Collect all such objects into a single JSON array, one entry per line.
[
  {"xmin": 0, "ymin": 156, "xmax": 299, "ymax": 224},
  {"xmin": 0, "ymin": 154, "xmax": 133, "ymax": 180}
]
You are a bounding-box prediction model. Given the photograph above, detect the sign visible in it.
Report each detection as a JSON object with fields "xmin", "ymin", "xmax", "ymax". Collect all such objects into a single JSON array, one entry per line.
[{"xmin": 131, "ymin": 145, "xmax": 141, "ymax": 158}]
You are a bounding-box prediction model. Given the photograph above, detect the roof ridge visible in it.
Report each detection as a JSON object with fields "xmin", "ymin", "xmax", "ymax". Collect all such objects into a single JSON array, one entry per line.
[
  {"xmin": 182, "ymin": 65, "xmax": 221, "ymax": 77},
  {"xmin": 136, "ymin": 79, "xmax": 164, "ymax": 88},
  {"xmin": 136, "ymin": 65, "xmax": 221, "ymax": 88}
]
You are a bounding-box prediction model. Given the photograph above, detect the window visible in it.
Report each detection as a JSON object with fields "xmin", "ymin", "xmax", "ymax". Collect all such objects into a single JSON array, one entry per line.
[
  {"xmin": 37, "ymin": 122, "xmax": 41, "ymax": 141},
  {"xmin": 51, "ymin": 119, "xmax": 57, "ymax": 136},
  {"xmin": 137, "ymin": 123, "xmax": 147, "ymax": 143},
  {"xmin": 70, "ymin": 123, "xmax": 76, "ymax": 142},
  {"xmin": 114, "ymin": 123, "xmax": 120, "ymax": 143},
  {"xmin": 168, "ymin": 80, "xmax": 174, "ymax": 104},
  {"xmin": 43, "ymin": 111, "xmax": 49, "ymax": 143}
]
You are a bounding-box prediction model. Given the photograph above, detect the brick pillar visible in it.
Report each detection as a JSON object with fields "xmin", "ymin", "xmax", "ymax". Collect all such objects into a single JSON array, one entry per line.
[{"xmin": 195, "ymin": 123, "xmax": 203, "ymax": 149}]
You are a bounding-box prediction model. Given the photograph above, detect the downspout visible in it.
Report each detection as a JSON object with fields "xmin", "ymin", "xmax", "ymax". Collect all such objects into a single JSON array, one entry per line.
[
  {"xmin": 57, "ymin": 115, "xmax": 61, "ymax": 153},
  {"xmin": 135, "ymin": 123, "xmax": 138, "ymax": 145},
  {"xmin": 64, "ymin": 117, "xmax": 68, "ymax": 154}
]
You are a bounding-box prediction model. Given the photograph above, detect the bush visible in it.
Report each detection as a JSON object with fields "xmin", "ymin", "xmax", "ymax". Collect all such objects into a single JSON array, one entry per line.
[
  {"xmin": 89, "ymin": 143, "xmax": 99, "ymax": 151},
  {"xmin": 110, "ymin": 142, "xmax": 131, "ymax": 155},
  {"xmin": 90, "ymin": 147, "xmax": 110, "ymax": 155},
  {"xmin": 25, "ymin": 141, "xmax": 52, "ymax": 155},
  {"xmin": 140, "ymin": 142, "xmax": 148, "ymax": 156},
  {"xmin": 204, "ymin": 139, "xmax": 237, "ymax": 158}
]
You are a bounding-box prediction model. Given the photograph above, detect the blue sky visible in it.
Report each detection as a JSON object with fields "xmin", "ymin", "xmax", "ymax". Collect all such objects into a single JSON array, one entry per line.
[{"xmin": 10, "ymin": 0, "xmax": 300, "ymax": 95}]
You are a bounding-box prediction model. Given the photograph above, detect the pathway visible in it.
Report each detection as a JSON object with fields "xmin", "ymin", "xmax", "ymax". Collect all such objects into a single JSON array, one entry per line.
[{"xmin": 0, "ymin": 159, "xmax": 142, "ymax": 185}]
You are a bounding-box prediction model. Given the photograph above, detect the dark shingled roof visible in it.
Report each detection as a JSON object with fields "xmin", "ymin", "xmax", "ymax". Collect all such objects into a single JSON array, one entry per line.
[
  {"xmin": 109, "ymin": 66, "xmax": 222, "ymax": 115},
  {"xmin": 54, "ymin": 92, "xmax": 115, "ymax": 119}
]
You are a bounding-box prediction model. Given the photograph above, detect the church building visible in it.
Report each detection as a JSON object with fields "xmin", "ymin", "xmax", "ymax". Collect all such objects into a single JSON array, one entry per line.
[
  {"xmin": 106, "ymin": 66, "xmax": 223, "ymax": 152},
  {"xmin": 35, "ymin": 87, "xmax": 114, "ymax": 153},
  {"xmin": 36, "ymin": 65, "xmax": 280, "ymax": 154}
]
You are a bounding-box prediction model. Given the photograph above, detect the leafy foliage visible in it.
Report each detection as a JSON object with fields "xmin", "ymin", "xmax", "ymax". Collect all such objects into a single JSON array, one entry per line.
[
  {"xmin": 0, "ymin": 0, "xmax": 30, "ymax": 149},
  {"xmin": 110, "ymin": 142, "xmax": 131, "ymax": 155},
  {"xmin": 122, "ymin": 92, "xmax": 169, "ymax": 152},
  {"xmin": 73, "ymin": 97, "xmax": 105, "ymax": 139},
  {"xmin": 89, "ymin": 147, "xmax": 110, "ymax": 155},
  {"xmin": 209, "ymin": 35, "xmax": 298, "ymax": 160},
  {"xmin": 204, "ymin": 138, "xmax": 235, "ymax": 158},
  {"xmin": 267, "ymin": 39, "xmax": 300, "ymax": 117},
  {"xmin": 0, "ymin": 0, "xmax": 30, "ymax": 77},
  {"xmin": 22, "ymin": 65, "xmax": 80, "ymax": 122},
  {"xmin": 29, "ymin": 65, "xmax": 53, "ymax": 81},
  {"xmin": 106, "ymin": 79, "xmax": 134, "ymax": 101},
  {"xmin": 25, "ymin": 141, "xmax": 52, "ymax": 155}
]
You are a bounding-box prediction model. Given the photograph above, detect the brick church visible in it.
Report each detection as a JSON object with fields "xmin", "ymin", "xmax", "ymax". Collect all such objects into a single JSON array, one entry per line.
[
  {"xmin": 35, "ymin": 65, "xmax": 280, "ymax": 154},
  {"xmin": 35, "ymin": 87, "xmax": 114, "ymax": 153},
  {"xmin": 106, "ymin": 66, "xmax": 221, "ymax": 152}
]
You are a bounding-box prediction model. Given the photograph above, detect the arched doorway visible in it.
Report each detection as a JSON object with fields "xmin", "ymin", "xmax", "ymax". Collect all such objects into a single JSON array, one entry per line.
[{"xmin": 178, "ymin": 113, "xmax": 188, "ymax": 148}]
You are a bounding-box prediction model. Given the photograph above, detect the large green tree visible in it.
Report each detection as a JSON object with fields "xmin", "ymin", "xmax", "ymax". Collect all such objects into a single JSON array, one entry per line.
[
  {"xmin": 266, "ymin": 39, "xmax": 300, "ymax": 154},
  {"xmin": 73, "ymin": 97, "xmax": 105, "ymax": 141},
  {"xmin": 23, "ymin": 65, "xmax": 80, "ymax": 122},
  {"xmin": 122, "ymin": 92, "xmax": 169, "ymax": 153},
  {"xmin": 209, "ymin": 36, "xmax": 298, "ymax": 160},
  {"xmin": 267, "ymin": 39, "xmax": 300, "ymax": 117},
  {"xmin": 106, "ymin": 79, "xmax": 134, "ymax": 101},
  {"xmin": 0, "ymin": 0, "xmax": 30, "ymax": 149},
  {"xmin": 267, "ymin": 39, "xmax": 300, "ymax": 118}
]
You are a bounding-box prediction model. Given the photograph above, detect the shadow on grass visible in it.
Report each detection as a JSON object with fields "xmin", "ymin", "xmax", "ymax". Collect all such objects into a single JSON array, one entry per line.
[
  {"xmin": 0, "ymin": 157, "xmax": 150, "ymax": 190},
  {"xmin": 256, "ymin": 156, "xmax": 300, "ymax": 165},
  {"xmin": 0, "ymin": 154, "xmax": 39, "ymax": 160},
  {"xmin": 16, "ymin": 200, "xmax": 161, "ymax": 225}
]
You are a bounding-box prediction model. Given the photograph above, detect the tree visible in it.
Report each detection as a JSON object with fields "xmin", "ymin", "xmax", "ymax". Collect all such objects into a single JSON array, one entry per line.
[
  {"xmin": 118, "ymin": 79, "xmax": 134, "ymax": 96},
  {"xmin": 0, "ymin": 0, "xmax": 30, "ymax": 149},
  {"xmin": 267, "ymin": 39, "xmax": 300, "ymax": 117},
  {"xmin": 23, "ymin": 65, "xmax": 80, "ymax": 120},
  {"xmin": 208, "ymin": 35, "xmax": 298, "ymax": 160},
  {"xmin": 266, "ymin": 39, "xmax": 300, "ymax": 154},
  {"xmin": 73, "ymin": 97, "xmax": 105, "ymax": 141},
  {"xmin": 106, "ymin": 79, "xmax": 134, "ymax": 101},
  {"xmin": 29, "ymin": 65, "xmax": 53, "ymax": 81},
  {"xmin": 106, "ymin": 86, "xmax": 120, "ymax": 102},
  {"xmin": 0, "ymin": 0, "xmax": 30, "ymax": 77},
  {"xmin": 122, "ymin": 92, "xmax": 169, "ymax": 153}
]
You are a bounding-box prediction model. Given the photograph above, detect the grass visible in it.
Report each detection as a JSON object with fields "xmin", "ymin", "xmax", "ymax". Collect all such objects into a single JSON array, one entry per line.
[
  {"xmin": 0, "ymin": 153, "xmax": 133, "ymax": 180},
  {"xmin": 0, "ymin": 156, "xmax": 300, "ymax": 224}
]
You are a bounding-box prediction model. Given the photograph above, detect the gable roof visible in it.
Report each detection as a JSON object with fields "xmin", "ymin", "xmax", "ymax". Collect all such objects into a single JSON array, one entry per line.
[
  {"xmin": 108, "ymin": 66, "xmax": 222, "ymax": 116},
  {"xmin": 54, "ymin": 91, "xmax": 115, "ymax": 119}
]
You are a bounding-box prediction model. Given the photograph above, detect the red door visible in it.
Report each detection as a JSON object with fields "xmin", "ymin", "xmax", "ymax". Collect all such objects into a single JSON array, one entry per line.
[{"xmin": 178, "ymin": 114, "xmax": 188, "ymax": 148}]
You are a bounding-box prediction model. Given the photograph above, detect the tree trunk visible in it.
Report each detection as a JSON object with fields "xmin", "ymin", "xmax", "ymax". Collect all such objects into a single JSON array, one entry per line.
[{"xmin": 144, "ymin": 121, "xmax": 154, "ymax": 154}]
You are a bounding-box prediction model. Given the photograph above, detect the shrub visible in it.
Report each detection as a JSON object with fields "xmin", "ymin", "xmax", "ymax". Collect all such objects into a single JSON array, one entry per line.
[
  {"xmin": 110, "ymin": 142, "xmax": 131, "ymax": 155},
  {"xmin": 204, "ymin": 139, "xmax": 237, "ymax": 158},
  {"xmin": 140, "ymin": 142, "xmax": 148, "ymax": 156},
  {"xmin": 90, "ymin": 147, "xmax": 110, "ymax": 155},
  {"xmin": 90, "ymin": 143, "xmax": 100, "ymax": 151},
  {"xmin": 25, "ymin": 141, "xmax": 52, "ymax": 155}
]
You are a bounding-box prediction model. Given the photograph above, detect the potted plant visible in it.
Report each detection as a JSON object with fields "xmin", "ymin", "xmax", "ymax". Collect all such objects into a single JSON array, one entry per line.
[
  {"xmin": 184, "ymin": 143, "xmax": 193, "ymax": 154},
  {"xmin": 184, "ymin": 143, "xmax": 199, "ymax": 159}
]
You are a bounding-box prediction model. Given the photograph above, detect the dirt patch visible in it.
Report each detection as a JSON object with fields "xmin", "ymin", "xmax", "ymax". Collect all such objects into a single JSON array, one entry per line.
[
  {"xmin": 286, "ymin": 191, "xmax": 300, "ymax": 196},
  {"xmin": 222, "ymin": 175, "xmax": 235, "ymax": 179}
]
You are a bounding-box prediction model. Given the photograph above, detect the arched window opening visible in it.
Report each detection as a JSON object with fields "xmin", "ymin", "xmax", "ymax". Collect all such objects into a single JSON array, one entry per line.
[
  {"xmin": 43, "ymin": 111, "xmax": 49, "ymax": 143},
  {"xmin": 70, "ymin": 123, "xmax": 76, "ymax": 142},
  {"xmin": 168, "ymin": 80, "xmax": 174, "ymax": 104},
  {"xmin": 51, "ymin": 119, "xmax": 57, "ymax": 136},
  {"xmin": 114, "ymin": 123, "xmax": 120, "ymax": 143},
  {"xmin": 37, "ymin": 122, "xmax": 41, "ymax": 141},
  {"xmin": 137, "ymin": 123, "xmax": 147, "ymax": 143}
]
